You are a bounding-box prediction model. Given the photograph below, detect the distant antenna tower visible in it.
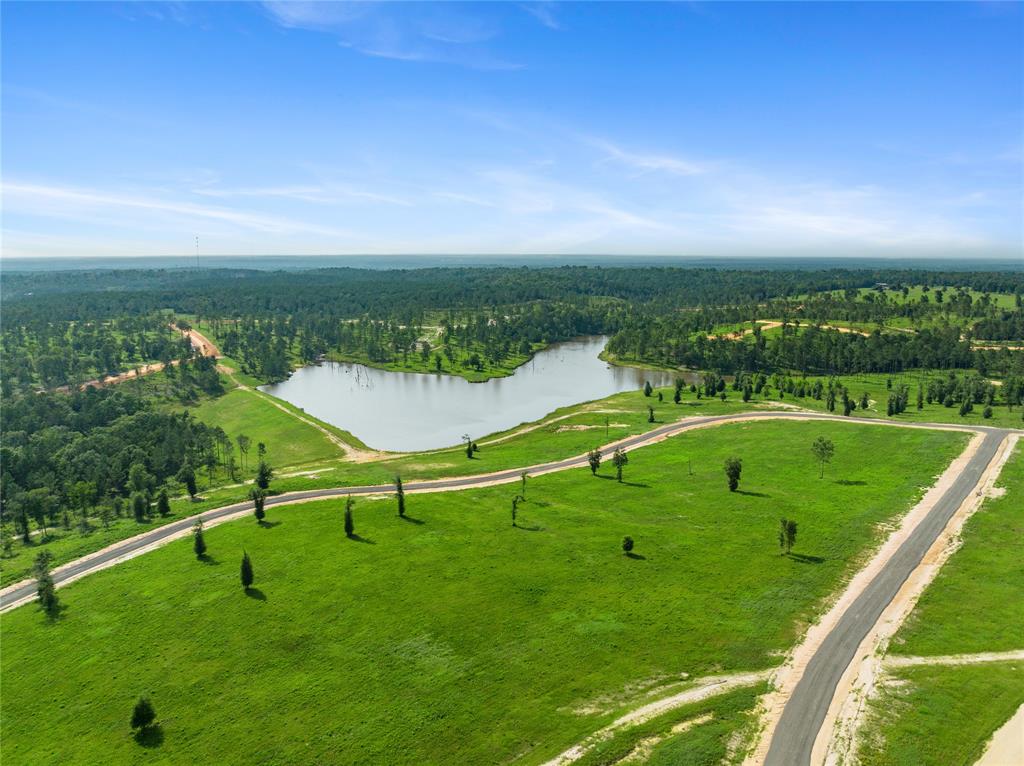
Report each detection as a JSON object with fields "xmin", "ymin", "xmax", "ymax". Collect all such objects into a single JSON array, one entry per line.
[{"xmin": 195, "ymin": 235, "xmax": 200, "ymax": 269}]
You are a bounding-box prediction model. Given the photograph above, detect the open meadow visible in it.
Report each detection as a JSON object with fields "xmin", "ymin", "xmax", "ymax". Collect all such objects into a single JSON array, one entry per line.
[{"xmin": 2, "ymin": 420, "xmax": 967, "ymax": 765}]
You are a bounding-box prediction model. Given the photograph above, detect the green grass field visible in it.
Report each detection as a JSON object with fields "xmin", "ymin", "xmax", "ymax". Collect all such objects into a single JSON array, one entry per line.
[
  {"xmin": 0, "ymin": 383, "xmax": 773, "ymax": 586},
  {"xmin": 789, "ymin": 370, "xmax": 1024, "ymax": 429},
  {"xmin": 188, "ymin": 387, "xmax": 345, "ymax": 469},
  {"xmin": 1, "ymin": 420, "xmax": 967, "ymax": 765},
  {"xmin": 856, "ymin": 663, "xmax": 1023, "ymax": 766},
  {"xmin": 855, "ymin": 443, "xmax": 1023, "ymax": 765},
  {"xmin": 573, "ymin": 684, "xmax": 766, "ymax": 766}
]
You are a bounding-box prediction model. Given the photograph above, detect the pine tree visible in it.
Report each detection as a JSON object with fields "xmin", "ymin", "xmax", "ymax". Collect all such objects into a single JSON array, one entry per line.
[
  {"xmin": 250, "ymin": 487, "xmax": 267, "ymax": 523},
  {"xmin": 130, "ymin": 697, "xmax": 156, "ymax": 731},
  {"xmin": 156, "ymin": 489, "xmax": 171, "ymax": 517},
  {"xmin": 395, "ymin": 475, "xmax": 405, "ymax": 517},
  {"xmin": 131, "ymin": 492, "xmax": 148, "ymax": 522},
  {"xmin": 643, "ymin": 380, "xmax": 653, "ymax": 397},
  {"xmin": 587, "ymin": 448, "xmax": 602, "ymax": 475},
  {"xmin": 255, "ymin": 460, "xmax": 274, "ymax": 491},
  {"xmin": 778, "ymin": 518, "xmax": 798, "ymax": 555},
  {"xmin": 612, "ymin": 448, "xmax": 629, "ymax": 482},
  {"xmin": 33, "ymin": 551, "xmax": 59, "ymax": 618},
  {"xmin": 176, "ymin": 464, "xmax": 198, "ymax": 500},
  {"xmin": 344, "ymin": 498, "xmax": 355, "ymax": 538},
  {"xmin": 724, "ymin": 457, "xmax": 743, "ymax": 492},
  {"xmin": 192, "ymin": 519, "xmax": 207, "ymax": 559},
  {"xmin": 240, "ymin": 551, "xmax": 254, "ymax": 589}
]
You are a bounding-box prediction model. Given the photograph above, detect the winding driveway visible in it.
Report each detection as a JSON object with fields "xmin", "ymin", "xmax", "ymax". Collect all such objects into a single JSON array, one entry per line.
[{"xmin": 1, "ymin": 410, "xmax": 1017, "ymax": 766}]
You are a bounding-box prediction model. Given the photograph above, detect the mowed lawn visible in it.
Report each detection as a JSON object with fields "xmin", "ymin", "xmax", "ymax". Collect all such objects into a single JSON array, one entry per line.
[
  {"xmin": 857, "ymin": 442, "xmax": 1024, "ymax": 766},
  {"xmin": 188, "ymin": 387, "xmax": 344, "ymax": 469},
  {"xmin": 1, "ymin": 421, "xmax": 966, "ymax": 765}
]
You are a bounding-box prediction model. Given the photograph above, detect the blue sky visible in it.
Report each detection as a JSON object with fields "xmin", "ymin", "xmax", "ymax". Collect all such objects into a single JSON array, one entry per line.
[{"xmin": 2, "ymin": 1, "xmax": 1021, "ymax": 259}]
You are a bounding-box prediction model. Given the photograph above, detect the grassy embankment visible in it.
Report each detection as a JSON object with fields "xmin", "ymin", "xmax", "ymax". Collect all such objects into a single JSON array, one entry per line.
[
  {"xmin": 856, "ymin": 443, "xmax": 1024, "ymax": 766},
  {"xmin": 1, "ymin": 420, "xmax": 967, "ymax": 765}
]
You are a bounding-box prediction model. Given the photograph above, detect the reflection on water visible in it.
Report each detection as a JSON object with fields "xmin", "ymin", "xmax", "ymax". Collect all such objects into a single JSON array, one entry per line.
[{"xmin": 260, "ymin": 337, "xmax": 690, "ymax": 452}]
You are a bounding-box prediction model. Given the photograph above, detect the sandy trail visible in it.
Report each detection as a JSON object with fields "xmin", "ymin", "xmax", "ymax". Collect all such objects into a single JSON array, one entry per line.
[
  {"xmin": 69, "ymin": 325, "xmax": 222, "ymax": 390},
  {"xmin": 540, "ymin": 671, "xmax": 772, "ymax": 766},
  {"xmin": 712, "ymin": 320, "xmax": 873, "ymax": 341},
  {"xmin": 976, "ymin": 703, "xmax": 1024, "ymax": 766},
  {"xmin": 883, "ymin": 650, "xmax": 1024, "ymax": 668}
]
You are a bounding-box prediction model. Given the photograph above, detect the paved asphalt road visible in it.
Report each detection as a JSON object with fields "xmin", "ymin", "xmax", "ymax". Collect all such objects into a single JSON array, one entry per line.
[
  {"xmin": 763, "ymin": 426, "xmax": 1008, "ymax": 766},
  {"xmin": 0, "ymin": 411, "xmax": 1013, "ymax": 765}
]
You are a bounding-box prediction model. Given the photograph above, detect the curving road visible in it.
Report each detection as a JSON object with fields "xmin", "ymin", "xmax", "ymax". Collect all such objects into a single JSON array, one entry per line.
[{"xmin": 1, "ymin": 410, "xmax": 1017, "ymax": 766}]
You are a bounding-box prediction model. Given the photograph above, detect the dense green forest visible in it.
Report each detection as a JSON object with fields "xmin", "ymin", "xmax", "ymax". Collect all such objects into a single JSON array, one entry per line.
[
  {"xmin": 1, "ymin": 264, "xmax": 1021, "ymax": 555},
  {"xmin": 3, "ymin": 266, "xmax": 1022, "ymax": 389}
]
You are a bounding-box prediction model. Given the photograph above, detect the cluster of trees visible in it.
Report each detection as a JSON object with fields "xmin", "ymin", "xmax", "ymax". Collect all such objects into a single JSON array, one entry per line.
[
  {"xmin": 607, "ymin": 320, "xmax": 984, "ymax": 377},
  {"xmin": 0, "ymin": 384, "xmax": 242, "ymax": 543},
  {"xmin": 0, "ymin": 314, "xmax": 191, "ymax": 392}
]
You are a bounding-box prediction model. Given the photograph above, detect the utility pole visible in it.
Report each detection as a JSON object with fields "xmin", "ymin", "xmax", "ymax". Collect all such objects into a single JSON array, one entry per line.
[{"xmin": 195, "ymin": 236, "xmax": 200, "ymax": 269}]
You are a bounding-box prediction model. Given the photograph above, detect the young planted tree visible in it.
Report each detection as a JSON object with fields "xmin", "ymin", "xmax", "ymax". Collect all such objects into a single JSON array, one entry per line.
[
  {"xmin": 395, "ymin": 475, "xmax": 405, "ymax": 517},
  {"xmin": 130, "ymin": 697, "xmax": 156, "ymax": 732},
  {"xmin": 587, "ymin": 448, "xmax": 602, "ymax": 475},
  {"xmin": 520, "ymin": 471, "xmax": 528, "ymax": 498},
  {"xmin": 511, "ymin": 495, "xmax": 523, "ymax": 527},
  {"xmin": 192, "ymin": 518, "xmax": 207, "ymax": 559},
  {"xmin": 612, "ymin": 448, "xmax": 629, "ymax": 482},
  {"xmin": 156, "ymin": 488, "xmax": 171, "ymax": 517},
  {"xmin": 33, "ymin": 550, "xmax": 59, "ymax": 618},
  {"xmin": 778, "ymin": 518, "xmax": 798, "ymax": 555},
  {"xmin": 622, "ymin": 536, "xmax": 634, "ymax": 555},
  {"xmin": 255, "ymin": 460, "xmax": 274, "ymax": 491},
  {"xmin": 647, "ymin": 405, "xmax": 655, "ymax": 423},
  {"xmin": 250, "ymin": 487, "xmax": 267, "ymax": 523},
  {"xmin": 810, "ymin": 436, "xmax": 835, "ymax": 479},
  {"xmin": 643, "ymin": 380, "xmax": 653, "ymax": 397},
  {"xmin": 724, "ymin": 456, "xmax": 743, "ymax": 492},
  {"xmin": 344, "ymin": 497, "xmax": 355, "ymax": 538},
  {"xmin": 463, "ymin": 434, "xmax": 473, "ymax": 459},
  {"xmin": 240, "ymin": 551, "xmax": 254, "ymax": 590}
]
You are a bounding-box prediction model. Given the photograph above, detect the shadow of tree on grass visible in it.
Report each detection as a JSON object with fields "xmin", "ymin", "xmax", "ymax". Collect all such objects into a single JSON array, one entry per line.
[
  {"xmin": 134, "ymin": 725, "xmax": 164, "ymax": 748},
  {"xmin": 788, "ymin": 553, "xmax": 825, "ymax": 564}
]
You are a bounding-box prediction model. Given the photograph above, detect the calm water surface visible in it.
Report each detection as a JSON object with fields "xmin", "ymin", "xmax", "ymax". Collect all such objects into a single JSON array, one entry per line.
[{"xmin": 260, "ymin": 337, "xmax": 687, "ymax": 451}]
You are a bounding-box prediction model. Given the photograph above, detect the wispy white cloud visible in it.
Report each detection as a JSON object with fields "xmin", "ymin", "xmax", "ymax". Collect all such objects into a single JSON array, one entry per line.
[
  {"xmin": 262, "ymin": 1, "xmax": 523, "ymax": 70},
  {"xmin": 588, "ymin": 137, "xmax": 708, "ymax": 177},
  {"xmin": 2, "ymin": 181, "xmax": 354, "ymax": 238},
  {"xmin": 192, "ymin": 183, "xmax": 412, "ymax": 207},
  {"xmin": 520, "ymin": 2, "xmax": 562, "ymax": 31}
]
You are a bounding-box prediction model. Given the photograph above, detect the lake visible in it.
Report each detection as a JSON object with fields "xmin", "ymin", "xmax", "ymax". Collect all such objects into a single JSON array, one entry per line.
[{"xmin": 259, "ymin": 337, "xmax": 688, "ymax": 452}]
